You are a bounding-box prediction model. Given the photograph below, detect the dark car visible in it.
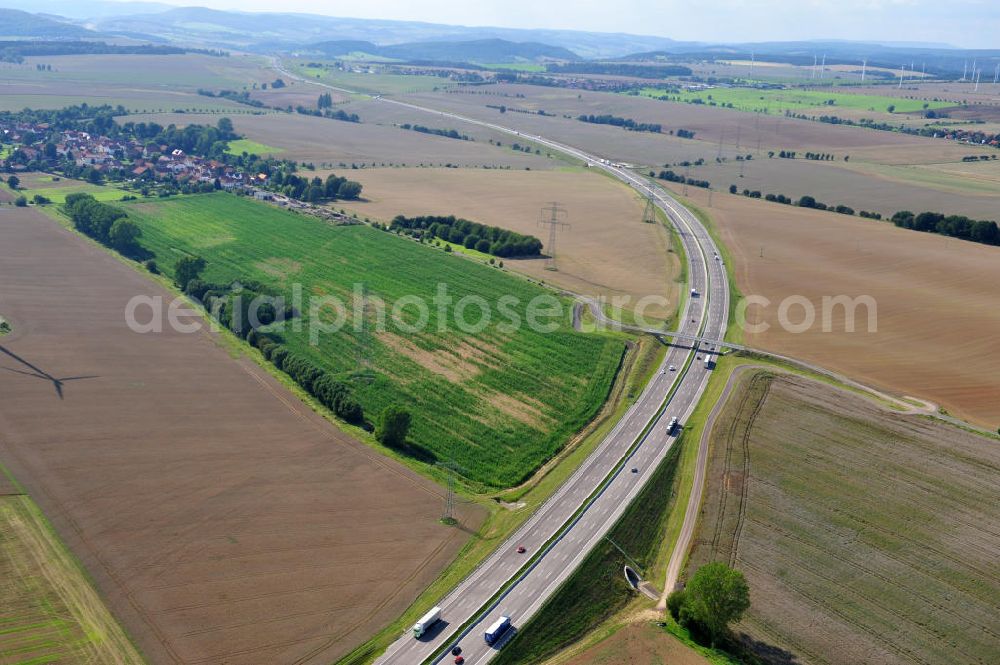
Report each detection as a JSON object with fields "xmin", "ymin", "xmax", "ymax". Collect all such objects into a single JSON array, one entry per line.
[
  {"xmin": 516, "ymin": 545, "xmax": 526, "ymax": 554},
  {"xmin": 452, "ymin": 646, "xmax": 462, "ymax": 656}
]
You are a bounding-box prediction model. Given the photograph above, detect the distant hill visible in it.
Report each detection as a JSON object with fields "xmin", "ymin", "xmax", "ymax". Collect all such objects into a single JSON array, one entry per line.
[
  {"xmin": 90, "ymin": 7, "xmax": 676, "ymax": 58},
  {"xmin": 306, "ymin": 38, "xmax": 579, "ymax": 63},
  {"xmin": 0, "ymin": 8, "xmax": 94, "ymax": 38}
]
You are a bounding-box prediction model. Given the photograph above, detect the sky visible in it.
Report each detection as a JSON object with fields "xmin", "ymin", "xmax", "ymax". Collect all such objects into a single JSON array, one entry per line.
[{"xmin": 126, "ymin": 0, "xmax": 999, "ymax": 47}]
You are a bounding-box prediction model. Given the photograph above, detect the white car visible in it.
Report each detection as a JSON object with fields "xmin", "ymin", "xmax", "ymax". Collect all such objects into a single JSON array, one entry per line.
[{"xmin": 669, "ymin": 365, "xmax": 676, "ymax": 372}]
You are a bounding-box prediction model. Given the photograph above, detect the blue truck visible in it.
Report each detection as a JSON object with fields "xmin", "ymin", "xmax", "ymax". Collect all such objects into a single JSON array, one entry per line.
[{"xmin": 484, "ymin": 616, "xmax": 512, "ymax": 646}]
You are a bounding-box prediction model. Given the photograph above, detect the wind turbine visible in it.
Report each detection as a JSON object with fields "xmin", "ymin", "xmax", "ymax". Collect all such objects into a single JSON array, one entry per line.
[
  {"xmin": 898, "ymin": 64, "xmax": 906, "ymax": 89},
  {"xmin": 860, "ymin": 58, "xmax": 867, "ymax": 82}
]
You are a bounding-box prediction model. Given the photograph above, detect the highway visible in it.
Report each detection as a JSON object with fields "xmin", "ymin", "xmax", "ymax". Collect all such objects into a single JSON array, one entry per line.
[{"xmin": 273, "ymin": 61, "xmax": 730, "ymax": 665}]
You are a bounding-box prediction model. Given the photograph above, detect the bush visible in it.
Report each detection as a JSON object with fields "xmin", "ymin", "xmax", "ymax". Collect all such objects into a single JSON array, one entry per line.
[
  {"xmin": 14, "ymin": 195, "xmax": 27, "ymax": 207},
  {"xmin": 144, "ymin": 259, "xmax": 159, "ymax": 274},
  {"xmin": 376, "ymin": 406, "xmax": 411, "ymax": 448},
  {"xmin": 667, "ymin": 589, "xmax": 687, "ymax": 620},
  {"xmin": 173, "ymin": 255, "xmax": 206, "ymax": 291},
  {"xmin": 272, "ymin": 347, "xmax": 292, "ymax": 370}
]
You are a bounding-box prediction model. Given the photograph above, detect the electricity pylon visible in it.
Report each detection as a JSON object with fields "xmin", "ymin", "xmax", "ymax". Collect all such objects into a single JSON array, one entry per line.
[{"xmin": 538, "ymin": 202, "xmax": 569, "ymax": 271}]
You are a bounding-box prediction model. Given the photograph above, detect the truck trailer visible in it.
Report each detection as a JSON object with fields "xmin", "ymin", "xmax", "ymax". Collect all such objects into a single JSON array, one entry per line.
[
  {"xmin": 412, "ymin": 606, "xmax": 442, "ymax": 638},
  {"xmin": 484, "ymin": 615, "xmax": 512, "ymax": 646}
]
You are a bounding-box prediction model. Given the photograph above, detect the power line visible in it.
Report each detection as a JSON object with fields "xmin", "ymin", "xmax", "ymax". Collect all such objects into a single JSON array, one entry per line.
[{"xmin": 538, "ymin": 202, "xmax": 570, "ymax": 271}]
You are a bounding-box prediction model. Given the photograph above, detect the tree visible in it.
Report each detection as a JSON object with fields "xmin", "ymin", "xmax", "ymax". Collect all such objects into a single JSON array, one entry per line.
[
  {"xmin": 376, "ymin": 406, "xmax": 411, "ymax": 448},
  {"xmin": 682, "ymin": 562, "xmax": 750, "ymax": 646},
  {"xmin": 7, "ymin": 175, "xmax": 19, "ymax": 190},
  {"xmin": 14, "ymin": 195, "xmax": 27, "ymax": 207},
  {"xmin": 110, "ymin": 218, "xmax": 142, "ymax": 254},
  {"xmin": 337, "ymin": 180, "xmax": 362, "ymax": 200},
  {"xmin": 174, "ymin": 256, "xmax": 207, "ymax": 290}
]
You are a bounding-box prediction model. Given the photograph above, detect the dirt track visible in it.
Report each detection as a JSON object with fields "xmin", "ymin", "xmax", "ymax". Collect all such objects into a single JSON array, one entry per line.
[{"xmin": 0, "ymin": 208, "xmax": 483, "ymax": 664}]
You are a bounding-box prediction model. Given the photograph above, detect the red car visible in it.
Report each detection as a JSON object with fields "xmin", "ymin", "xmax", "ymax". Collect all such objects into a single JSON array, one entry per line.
[
  {"xmin": 454, "ymin": 657, "xmax": 465, "ymax": 664},
  {"xmin": 516, "ymin": 545, "xmax": 526, "ymax": 554}
]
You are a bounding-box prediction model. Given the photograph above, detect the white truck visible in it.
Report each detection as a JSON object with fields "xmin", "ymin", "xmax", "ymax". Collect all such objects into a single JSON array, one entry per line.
[{"xmin": 412, "ymin": 606, "xmax": 442, "ymax": 638}]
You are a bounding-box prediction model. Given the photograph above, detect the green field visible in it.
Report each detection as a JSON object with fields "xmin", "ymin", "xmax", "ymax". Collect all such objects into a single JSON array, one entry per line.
[
  {"xmin": 290, "ymin": 60, "xmax": 456, "ymax": 95},
  {"xmin": 637, "ymin": 86, "xmax": 954, "ymax": 115},
  {"xmin": 5, "ymin": 181, "xmax": 130, "ymax": 204},
  {"xmin": 224, "ymin": 138, "xmax": 284, "ymax": 155},
  {"xmin": 0, "ymin": 475, "xmax": 143, "ymax": 665},
  {"xmin": 122, "ymin": 193, "xmax": 623, "ymax": 488}
]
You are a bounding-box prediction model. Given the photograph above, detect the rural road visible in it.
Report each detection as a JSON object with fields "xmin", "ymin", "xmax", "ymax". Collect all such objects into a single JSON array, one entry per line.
[{"xmin": 273, "ymin": 61, "xmax": 731, "ymax": 665}]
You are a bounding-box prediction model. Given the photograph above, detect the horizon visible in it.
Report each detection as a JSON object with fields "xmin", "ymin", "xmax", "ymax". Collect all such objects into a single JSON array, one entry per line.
[{"xmin": 7, "ymin": 0, "xmax": 1000, "ymax": 49}]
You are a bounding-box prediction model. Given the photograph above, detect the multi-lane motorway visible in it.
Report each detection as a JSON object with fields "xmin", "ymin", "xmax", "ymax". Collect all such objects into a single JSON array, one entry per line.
[{"xmin": 274, "ymin": 61, "xmax": 730, "ymax": 665}]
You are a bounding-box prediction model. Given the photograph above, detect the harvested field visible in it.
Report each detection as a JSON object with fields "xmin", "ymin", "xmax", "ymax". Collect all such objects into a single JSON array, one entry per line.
[
  {"xmin": 681, "ymin": 186, "xmax": 1000, "ymax": 428},
  {"xmin": 119, "ymin": 111, "xmax": 558, "ymax": 168},
  {"xmin": 686, "ymin": 371, "xmax": 1000, "ymax": 665},
  {"xmin": 0, "ymin": 491, "xmax": 144, "ymax": 665},
  {"xmin": 557, "ymin": 622, "xmax": 711, "ymax": 665},
  {"xmin": 0, "ymin": 207, "xmax": 482, "ymax": 664},
  {"xmin": 0, "ymin": 54, "xmax": 275, "ymax": 113},
  {"xmin": 333, "ymin": 167, "xmax": 680, "ymax": 319},
  {"xmin": 692, "ymin": 156, "xmax": 1000, "ymax": 220},
  {"xmin": 402, "ymin": 85, "xmax": 988, "ymax": 165}
]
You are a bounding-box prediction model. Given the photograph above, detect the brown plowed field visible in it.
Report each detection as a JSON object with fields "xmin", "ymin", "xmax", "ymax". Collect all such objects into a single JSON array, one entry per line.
[
  {"xmin": 333, "ymin": 167, "xmax": 679, "ymax": 320},
  {"xmin": 687, "ymin": 371, "xmax": 1000, "ymax": 665},
  {"xmin": 0, "ymin": 207, "xmax": 483, "ymax": 664},
  {"xmin": 681, "ymin": 186, "xmax": 1000, "ymax": 428}
]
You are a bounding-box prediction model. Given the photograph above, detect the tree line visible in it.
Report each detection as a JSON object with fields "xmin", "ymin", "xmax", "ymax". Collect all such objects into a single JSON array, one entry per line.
[
  {"xmin": 390, "ymin": 214, "xmax": 543, "ymax": 257},
  {"xmin": 728, "ymin": 184, "xmax": 881, "ymax": 219},
  {"xmin": 656, "ymin": 169, "xmax": 710, "ymax": 189},
  {"xmin": 891, "ymin": 210, "xmax": 999, "ymax": 245},
  {"xmin": 577, "ymin": 114, "xmax": 662, "ymax": 133},
  {"xmin": 268, "ymin": 171, "xmax": 362, "ymax": 202},
  {"xmin": 63, "ymin": 193, "xmax": 148, "ymax": 258},
  {"xmin": 400, "ymin": 124, "xmax": 470, "ymax": 141},
  {"xmin": 171, "ymin": 257, "xmax": 367, "ymax": 426}
]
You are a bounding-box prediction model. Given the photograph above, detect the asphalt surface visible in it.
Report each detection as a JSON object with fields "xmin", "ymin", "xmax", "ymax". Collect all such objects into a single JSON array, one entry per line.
[{"xmin": 274, "ymin": 61, "xmax": 730, "ymax": 665}]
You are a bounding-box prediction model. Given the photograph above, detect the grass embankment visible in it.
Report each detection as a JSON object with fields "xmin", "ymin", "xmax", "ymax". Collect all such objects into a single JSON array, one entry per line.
[
  {"xmin": 491, "ymin": 439, "xmax": 686, "ymax": 664},
  {"xmin": 0, "ymin": 467, "xmax": 144, "ymax": 665},
  {"xmin": 123, "ymin": 192, "xmax": 624, "ymax": 490}
]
